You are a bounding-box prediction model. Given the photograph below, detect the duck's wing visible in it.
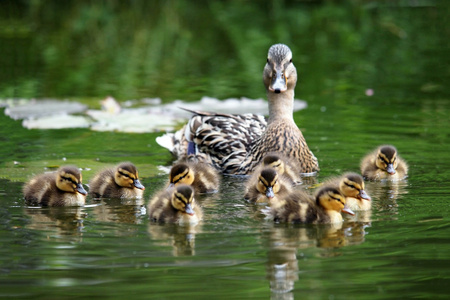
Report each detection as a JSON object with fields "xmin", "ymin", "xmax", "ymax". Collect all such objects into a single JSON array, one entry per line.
[{"xmin": 158, "ymin": 109, "xmax": 267, "ymax": 172}]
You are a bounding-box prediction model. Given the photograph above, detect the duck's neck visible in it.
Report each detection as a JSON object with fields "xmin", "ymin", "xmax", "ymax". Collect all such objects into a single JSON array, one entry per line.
[{"xmin": 267, "ymin": 89, "xmax": 295, "ymax": 123}]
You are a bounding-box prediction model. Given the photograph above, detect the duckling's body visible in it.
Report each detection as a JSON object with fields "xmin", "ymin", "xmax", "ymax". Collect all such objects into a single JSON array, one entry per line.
[
  {"xmin": 361, "ymin": 145, "xmax": 408, "ymax": 181},
  {"xmin": 167, "ymin": 161, "xmax": 220, "ymax": 194},
  {"xmin": 148, "ymin": 185, "xmax": 202, "ymax": 225},
  {"xmin": 89, "ymin": 162, "xmax": 145, "ymax": 199},
  {"xmin": 261, "ymin": 153, "xmax": 302, "ymax": 185},
  {"xmin": 266, "ymin": 186, "xmax": 354, "ymax": 224},
  {"xmin": 23, "ymin": 166, "xmax": 88, "ymax": 207},
  {"xmin": 326, "ymin": 173, "xmax": 372, "ymax": 211},
  {"xmin": 157, "ymin": 44, "xmax": 319, "ymax": 175},
  {"xmin": 244, "ymin": 167, "xmax": 293, "ymax": 205}
]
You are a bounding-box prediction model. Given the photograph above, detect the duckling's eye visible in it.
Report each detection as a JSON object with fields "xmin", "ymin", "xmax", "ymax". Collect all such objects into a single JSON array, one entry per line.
[
  {"xmin": 289, "ymin": 58, "xmax": 292, "ymax": 63},
  {"xmin": 174, "ymin": 172, "xmax": 188, "ymax": 183},
  {"xmin": 118, "ymin": 171, "xmax": 131, "ymax": 178},
  {"xmin": 267, "ymin": 58, "xmax": 269, "ymax": 63},
  {"xmin": 330, "ymin": 196, "xmax": 344, "ymax": 204},
  {"xmin": 378, "ymin": 156, "xmax": 389, "ymax": 165},
  {"xmin": 61, "ymin": 176, "xmax": 77, "ymax": 185}
]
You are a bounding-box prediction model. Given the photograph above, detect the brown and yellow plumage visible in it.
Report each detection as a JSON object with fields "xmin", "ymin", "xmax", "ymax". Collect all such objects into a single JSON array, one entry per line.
[
  {"xmin": 361, "ymin": 145, "xmax": 408, "ymax": 181},
  {"xmin": 167, "ymin": 160, "xmax": 220, "ymax": 194},
  {"xmin": 260, "ymin": 152, "xmax": 302, "ymax": 185},
  {"xmin": 325, "ymin": 172, "xmax": 372, "ymax": 211},
  {"xmin": 23, "ymin": 166, "xmax": 88, "ymax": 207},
  {"xmin": 148, "ymin": 185, "xmax": 202, "ymax": 225},
  {"xmin": 244, "ymin": 167, "xmax": 293, "ymax": 205},
  {"xmin": 266, "ymin": 185, "xmax": 354, "ymax": 224},
  {"xmin": 89, "ymin": 162, "xmax": 145, "ymax": 199}
]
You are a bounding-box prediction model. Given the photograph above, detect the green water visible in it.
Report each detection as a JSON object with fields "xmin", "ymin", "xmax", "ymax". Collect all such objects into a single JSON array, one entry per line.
[{"xmin": 1, "ymin": 1, "xmax": 450, "ymax": 299}]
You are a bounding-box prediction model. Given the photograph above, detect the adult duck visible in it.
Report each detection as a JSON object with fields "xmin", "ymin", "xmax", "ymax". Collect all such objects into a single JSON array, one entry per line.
[{"xmin": 157, "ymin": 44, "xmax": 319, "ymax": 175}]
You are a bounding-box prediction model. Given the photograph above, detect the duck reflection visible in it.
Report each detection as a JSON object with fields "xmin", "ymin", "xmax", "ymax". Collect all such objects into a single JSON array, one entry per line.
[
  {"xmin": 24, "ymin": 206, "xmax": 86, "ymax": 238},
  {"xmin": 92, "ymin": 198, "xmax": 145, "ymax": 224},
  {"xmin": 263, "ymin": 220, "xmax": 367, "ymax": 297},
  {"xmin": 147, "ymin": 222, "xmax": 201, "ymax": 256},
  {"xmin": 365, "ymin": 180, "xmax": 408, "ymax": 219}
]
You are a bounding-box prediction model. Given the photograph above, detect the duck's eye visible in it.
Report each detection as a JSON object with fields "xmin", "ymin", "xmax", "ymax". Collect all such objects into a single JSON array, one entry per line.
[
  {"xmin": 289, "ymin": 58, "xmax": 292, "ymax": 63},
  {"xmin": 61, "ymin": 176, "xmax": 77, "ymax": 185},
  {"xmin": 267, "ymin": 58, "xmax": 269, "ymax": 63},
  {"xmin": 118, "ymin": 171, "xmax": 132, "ymax": 179},
  {"xmin": 378, "ymin": 156, "xmax": 389, "ymax": 165}
]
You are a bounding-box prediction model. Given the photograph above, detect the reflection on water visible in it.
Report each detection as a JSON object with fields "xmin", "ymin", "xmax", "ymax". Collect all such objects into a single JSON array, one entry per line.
[
  {"xmin": 147, "ymin": 223, "xmax": 201, "ymax": 257},
  {"xmin": 24, "ymin": 206, "xmax": 86, "ymax": 239},
  {"xmin": 262, "ymin": 219, "xmax": 368, "ymax": 298},
  {"xmin": 366, "ymin": 180, "xmax": 409, "ymax": 220},
  {"xmin": 91, "ymin": 198, "xmax": 146, "ymax": 224}
]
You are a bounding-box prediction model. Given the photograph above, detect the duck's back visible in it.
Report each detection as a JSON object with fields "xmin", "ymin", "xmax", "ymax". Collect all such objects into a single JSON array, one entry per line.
[
  {"xmin": 89, "ymin": 168, "xmax": 117, "ymax": 197},
  {"xmin": 190, "ymin": 162, "xmax": 220, "ymax": 193},
  {"xmin": 239, "ymin": 120, "xmax": 319, "ymax": 174},
  {"xmin": 271, "ymin": 192, "xmax": 326, "ymax": 224},
  {"xmin": 148, "ymin": 190, "xmax": 179, "ymax": 223}
]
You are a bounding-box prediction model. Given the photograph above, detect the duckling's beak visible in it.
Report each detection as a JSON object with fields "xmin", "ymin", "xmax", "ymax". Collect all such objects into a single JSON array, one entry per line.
[
  {"xmin": 386, "ymin": 163, "xmax": 396, "ymax": 175},
  {"xmin": 342, "ymin": 206, "xmax": 355, "ymax": 216},
  {"xmin": 359, "ymin": 189, "xmax": 371, "ymax": 201},
  {"xmin": 76, "ymin": 183, "xmax": 88, "ymax": 196},
  {"xmin": 269, "ymin": 70, "xmax": 287, "ymax": 94},
  {"xmin": 185, "ymin": 203, "xmax": 195, "ymax": 216},
  {"xmin": 266, "ymin": 187, "xmax": 275, "ymax": 199},
  {"xmin": 133, "ymin": 179, "xmax": 145, "ymax": 190},
  {"xmin": 167, "ymin": 182, "xmax": 175, "ymax": 190}
]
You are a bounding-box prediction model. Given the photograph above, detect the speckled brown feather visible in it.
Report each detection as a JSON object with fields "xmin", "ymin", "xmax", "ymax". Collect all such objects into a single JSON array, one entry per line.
[{"xmin": 156, "ymin": 44, "xmax": 319, "ymax": 175}]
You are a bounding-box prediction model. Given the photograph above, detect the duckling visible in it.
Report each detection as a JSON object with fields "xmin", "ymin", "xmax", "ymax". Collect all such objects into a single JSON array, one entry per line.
[
  {"xmin": 89, "ymin": 162, "xmax": 145, "ymax": 199},
  {"xmin": 148, "ymin": 184, "xmax": 202, "ymax": 225},
  {"xmin": 244, "ymin": 167, "xmax": 293, "ymax": 204},
  {"xmin": 157, "ymin": 44, "xmax": 319, "ymax": 175},
  {"xmin": 334, "ymin": 173, "xmax": 371, "ymax": 211},
  {"xmin": 23, "ymin": 166, "xmax": 88, "ymax": 207},
  {"xmin": 261, "ymin": 152, "xmax": 302, "ymax": 185},
  {"xmin": 266, "ymin": 185, "xmax": 355, "ymax": 224},
  {"xmin": 167, "ymin": 161, "xmax": 220, "ymax": 194},
  {"xmin": 361, "ymin": 145, "xmax": 408, "ymax": 180}
]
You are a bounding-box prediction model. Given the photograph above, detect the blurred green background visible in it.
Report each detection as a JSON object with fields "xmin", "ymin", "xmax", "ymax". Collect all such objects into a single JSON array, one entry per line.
[{"xmin": 2, "ymin": 0, "xmax": 448, "ymax": 103}]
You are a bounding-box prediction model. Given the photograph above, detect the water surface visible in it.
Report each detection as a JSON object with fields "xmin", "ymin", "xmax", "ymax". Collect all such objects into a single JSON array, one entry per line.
[{"xmin": 1, "ymin": 1, "xmax": 449, "ymax": 299}]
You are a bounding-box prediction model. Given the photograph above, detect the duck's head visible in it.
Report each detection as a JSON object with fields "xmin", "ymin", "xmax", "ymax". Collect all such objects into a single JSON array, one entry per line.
[
  {"xmin": 262, "ymin": 154, "xmax": 286, "ymax": 175},
  {"xmin": 376, "ymin": 145, "xmax": 398, "ymax": 175},
  {"xmin": 168, "ymin": 163, "xmax": 195, "ymax": 188},
  {"xmin": 256, "ymin": 168, "xmax": 282, "ymax": 199},
  {"xmin": 171, "ymin": 184, "xmax": 196, "ymax": 216},
  {"xmin": 56, "ymin": 166, "xmax": 88, "ymax": 196},
  {"xmin": 339, "ymin": 173, "xmax": 371, "ymax": 201},
  {"xmin": 114, "ymin": 162, "xmax": 145, "ymax": 190},
  {"xmin": 316, "ymin": 186, "xmax": 354, "ymax": 215},
  {"xmin": 263, "ymin": 44, "xmax": 297, "ymax": 94}
]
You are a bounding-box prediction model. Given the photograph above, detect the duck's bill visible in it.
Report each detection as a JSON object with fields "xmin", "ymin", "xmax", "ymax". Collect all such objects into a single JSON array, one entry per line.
[
  {"xmin": 76, "ymin": 184, "xmax": 88, "ymax": 196},
  {"xmin": 386, "ymin": 164, "xmax": 396, "ymax": 175},
  {"xmin": 342, "ymin": 207, "xmax": 355, "ymax": 216},
  {"xmin": 185, "ymin": 203, "xmax": 195, "ymax": 216},
  {"xmin": 134, "ymin": 179, "xmax": 145, "ymax": 190},
  {"xmin": 269, "ymin": 70, "xmax": 287, "ymax": 93},
  {"xmin": 359, "ymin": 190, "xmax": 371, "ymax": 201},
  {"xmin": 266, "ymin": 187, "xmax": 275, "ymax": 199}
]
